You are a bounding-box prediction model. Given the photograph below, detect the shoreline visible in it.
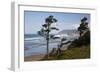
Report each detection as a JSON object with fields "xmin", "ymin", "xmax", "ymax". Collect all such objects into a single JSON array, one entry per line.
[{"xmin": 24, "ymin": 54, "xmax": 45, "ymax": 61}]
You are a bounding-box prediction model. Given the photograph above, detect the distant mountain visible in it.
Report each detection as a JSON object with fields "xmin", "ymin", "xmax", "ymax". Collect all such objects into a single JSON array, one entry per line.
[{"xmin": 57, "ymin": 29, "xmax": 79, "ymax": 35}]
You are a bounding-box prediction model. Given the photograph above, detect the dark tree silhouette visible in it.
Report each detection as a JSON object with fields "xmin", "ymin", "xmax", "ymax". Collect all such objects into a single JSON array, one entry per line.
[
  {"xmin": 78, "ymin": 17, "xmax": 89, "ymax": 37},
  {"xmin": 38, "ymin": 15, "xmax": 59, "ymax": 59},
  {"xmin": 67, "ymin": 17, "xmax": 90, "ymax": 48}
]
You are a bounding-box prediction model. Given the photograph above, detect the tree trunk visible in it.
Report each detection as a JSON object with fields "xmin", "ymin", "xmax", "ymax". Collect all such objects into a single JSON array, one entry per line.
[{"xmin": 46, "ymin": 30, "xmax": 49, "ymax": 59}]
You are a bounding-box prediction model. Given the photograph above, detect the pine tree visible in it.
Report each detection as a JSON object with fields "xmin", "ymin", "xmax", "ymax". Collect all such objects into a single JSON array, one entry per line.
[
  {"xmin": 78, "ymin": 17, "xmax": 89, "ymax": 37},
  {"xmin": 38, "ymin": 15, "xmax": 59, "ymax": 59}
]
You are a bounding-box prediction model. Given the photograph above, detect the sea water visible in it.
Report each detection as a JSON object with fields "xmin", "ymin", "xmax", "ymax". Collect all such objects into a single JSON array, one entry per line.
[{"xmin": 24, "ymin": 34, "xmax": 78, "ymax": 57}]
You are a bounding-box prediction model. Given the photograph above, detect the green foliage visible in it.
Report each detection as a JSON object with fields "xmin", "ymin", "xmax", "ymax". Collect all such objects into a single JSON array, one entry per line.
[
  {"xmin": 41, "ymin": 45, "xmax": 90, "ymax": 60},
  {"xmin": 45, "ymin": 15, "xmax": 57, "ymax": 24},
  {"xmin": 38, "ymin": 15, "xmax": 59, "ymax": 36},
  {"xmin": 61, "ymin": 38, "xmax": 66, "ymax": 42},
  {"xmin": 78, "ymin": 17, "xmax": 89, "ymax": 37},
  {"xmin": 57, "ymin": 45, "xmax": 90, "ymax": 59},
  {"xmin": 68, "ymin": 30, "xmax": 90, "ymax": 49}
]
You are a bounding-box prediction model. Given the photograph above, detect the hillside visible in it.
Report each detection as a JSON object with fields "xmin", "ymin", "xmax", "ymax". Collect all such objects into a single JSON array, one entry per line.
[
  {"xmin": 68, "ymin": 30, "xmax": 90, "ymax": 48},
  {"xmin": 41, "ymin": 45, "xmax": 90, "ymax": 60},
  {"xmin": 41, "ymin": 30, "xmax": 90, "ymax": 60}
]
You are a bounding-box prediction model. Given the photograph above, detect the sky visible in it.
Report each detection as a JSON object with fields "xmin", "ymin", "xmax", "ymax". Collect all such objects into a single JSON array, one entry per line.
[{"xmin": 24, "ymin": 11, "xmax": 90, "ymax": 34}]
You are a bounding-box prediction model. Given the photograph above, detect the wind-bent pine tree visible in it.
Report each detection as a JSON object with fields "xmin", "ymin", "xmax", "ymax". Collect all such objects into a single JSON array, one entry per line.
[
  {"xmin": 38, "ymin": 15, "xmax": 59, "ymax": 59},
  {"xmin": 78, "ymin": 17, "xmax": 89, "ymax": 37}
]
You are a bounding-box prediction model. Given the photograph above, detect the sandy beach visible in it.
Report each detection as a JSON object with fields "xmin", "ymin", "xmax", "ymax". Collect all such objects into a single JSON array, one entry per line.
[{"xmin": 24, "ymin": 54, "xmax": 45, "ymax": 61}]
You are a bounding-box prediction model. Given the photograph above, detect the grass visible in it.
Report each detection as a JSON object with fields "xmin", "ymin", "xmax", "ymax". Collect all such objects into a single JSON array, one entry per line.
[{"xmin": 41, "ymin": 45, "xmax": 90, "ymax": 60}]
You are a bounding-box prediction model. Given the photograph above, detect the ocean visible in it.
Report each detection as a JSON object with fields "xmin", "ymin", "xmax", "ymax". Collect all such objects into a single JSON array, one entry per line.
[{"xmin": 24, "ymin": 33, "xmax": 79, "ymax": 57}]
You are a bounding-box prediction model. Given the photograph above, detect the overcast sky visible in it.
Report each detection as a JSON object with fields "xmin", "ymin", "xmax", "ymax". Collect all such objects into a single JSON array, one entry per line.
[{"xmin": 24, "ymin": 11, "xmax": 90, "ymax": 34}]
